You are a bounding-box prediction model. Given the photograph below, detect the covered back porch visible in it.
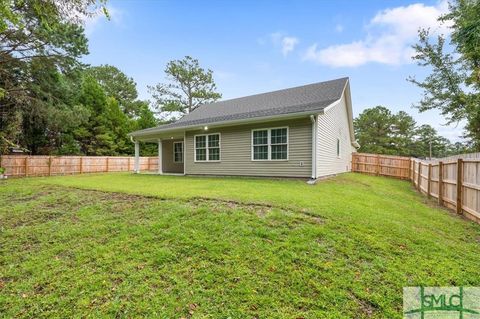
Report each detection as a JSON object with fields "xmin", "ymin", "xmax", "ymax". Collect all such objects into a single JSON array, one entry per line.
[{"xmin": 133, "ymin": 132, "xmax": 185, "ymax": 175}]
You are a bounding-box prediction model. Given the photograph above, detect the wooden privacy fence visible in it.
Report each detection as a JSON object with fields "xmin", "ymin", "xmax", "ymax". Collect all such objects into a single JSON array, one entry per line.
[
  {"xmin": 0, "ymin": 155, "xmax": 159, "ymax": 178},
  {"xmin": 411, "ymin": 158, "xmax": 480, "ymax": 223},
  {"xmin": 352, "ymin": 152, "xmax": 480, "ymax": 223},
  {"xmin": 351, "ymin": 153, "xmax": 412, "ymax": 179}
]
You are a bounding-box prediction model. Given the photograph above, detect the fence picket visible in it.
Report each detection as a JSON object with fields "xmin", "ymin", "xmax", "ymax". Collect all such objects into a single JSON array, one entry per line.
[
  {"xmin": 457, "ymin": 158, "xmax": 463, "ymax": 215},
  {"xmin": 438, "ymin": 161, "xmax": 444, "ymax": 206}
]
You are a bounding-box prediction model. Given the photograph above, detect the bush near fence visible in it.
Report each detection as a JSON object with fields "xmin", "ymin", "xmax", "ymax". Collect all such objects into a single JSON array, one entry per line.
[
  {"xmin": 0, "ymin": 155, "xmax": 159, "ymax": 177},
  {"xmin": 352, "ymin": 152, "xmax": 480, "ymax": 224}
]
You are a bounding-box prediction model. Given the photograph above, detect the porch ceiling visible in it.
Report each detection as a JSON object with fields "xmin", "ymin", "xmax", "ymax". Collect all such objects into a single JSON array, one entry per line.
[{"xmin": 135, "ymin": 132, "xmax": 185, "ymax": 143}]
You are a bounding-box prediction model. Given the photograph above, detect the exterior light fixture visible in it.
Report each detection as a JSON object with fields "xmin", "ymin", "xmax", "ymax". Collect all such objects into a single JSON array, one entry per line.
[{"xmin": 204, "ymin": 126, "xmax": 208, "ymax": 131}]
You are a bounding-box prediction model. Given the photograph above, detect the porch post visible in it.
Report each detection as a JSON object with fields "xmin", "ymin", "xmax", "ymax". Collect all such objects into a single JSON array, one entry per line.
[
  {"xmin": 158, "ymin": 139, "xmax": 163, "ymax": 174},
  {"xmin": 134, "ymin": 140, "xmax": 140, "ymax": 173}
]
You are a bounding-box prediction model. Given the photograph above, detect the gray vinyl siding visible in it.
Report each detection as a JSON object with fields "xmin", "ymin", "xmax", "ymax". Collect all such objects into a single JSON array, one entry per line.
[
  {"xmin": 316, "ymin": 93, "xmax": 353, "ymax": 177},
  {"xmin": 162, "ymin": 139, "xmax": 184, "ymax": 173},
  {"xmin": 185, "ymin": 118, "xmax": 312, "ymax": 177}
]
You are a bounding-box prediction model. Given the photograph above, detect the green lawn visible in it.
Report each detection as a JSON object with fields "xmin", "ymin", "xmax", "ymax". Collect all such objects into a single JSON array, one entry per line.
[{"xmin": 1, "ymin": 173, "xmax": 479, "ymax": 318}]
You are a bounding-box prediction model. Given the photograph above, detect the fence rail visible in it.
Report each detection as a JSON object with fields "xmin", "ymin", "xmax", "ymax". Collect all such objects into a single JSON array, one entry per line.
[
  {"xmin": 352, "ymin": 152, "xmax": 480, "ymax": 224},
  {"xmin": 0, "ymin": 155, "xmax": 159, "ymax": 177}
]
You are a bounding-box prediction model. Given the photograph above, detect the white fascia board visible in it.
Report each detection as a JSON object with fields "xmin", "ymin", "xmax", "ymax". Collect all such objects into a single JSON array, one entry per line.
[{"xmin": 130, "ymin": 109, "xmax": 329, "ymax": 141}]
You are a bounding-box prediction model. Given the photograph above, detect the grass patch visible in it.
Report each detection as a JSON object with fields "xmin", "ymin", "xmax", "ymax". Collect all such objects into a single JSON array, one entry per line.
[{"xmin": 1, "ymin": 173, "xmax": 480, "ymax": 318}]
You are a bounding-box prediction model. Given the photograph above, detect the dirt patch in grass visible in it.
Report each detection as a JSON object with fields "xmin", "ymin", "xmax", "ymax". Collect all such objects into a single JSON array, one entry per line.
[
  {"xmin": 188, "ymin": 197, "xmax": 324, "ymax": 224},
  {"xmin": 3, "ymin": 186, "xmax": 324, "ymax": 230}
]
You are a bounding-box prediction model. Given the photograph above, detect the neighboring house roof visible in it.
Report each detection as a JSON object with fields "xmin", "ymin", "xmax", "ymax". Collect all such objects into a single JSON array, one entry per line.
[{"xmin": 130, "ymin": 77, "xmax": 349, "ymax": 138}]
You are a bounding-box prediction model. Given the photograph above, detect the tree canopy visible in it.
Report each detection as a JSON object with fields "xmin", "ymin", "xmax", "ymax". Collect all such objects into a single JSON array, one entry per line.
[
  {"xmin": 148, "ymin": 56, "xmax": 222, "ymax": 120},
  {"xmin": 354, "ymin": 106, "xmax": 465, "ymax": 158},
  {"xmin": 409, "ymin": 0, "xmax": 480, "ymax": 150},
  {"xmin": 0, "ymin": 0, "xmax": 159, "ymax": 156}
]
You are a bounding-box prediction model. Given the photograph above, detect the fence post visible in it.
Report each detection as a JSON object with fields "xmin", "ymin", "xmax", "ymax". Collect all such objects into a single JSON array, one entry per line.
[
  {"xmin": 128, "ymin": 157, "xmax": 131, "ymax": 172},
  {"xmin": 80, "ymin": 157, "xmax": 83, "ymax": 174},
  {"xmin": 438, "ymin": 161, "xmax": 444, "ymax": 206},
  {"xmin": 417, "ymin": 161, "xmax": 422, "ymax": 193},
  {"xmin": 376, "ymin": 154, "xmax": 380, "ymax": 176},
  {"xmin": 408, "ymin": 158, "xmax": 412, "ymax": 180},
  {"xmin": 48, "ymin": 156, "xmax": 52, "ymax": 176},
  {"xmin": 24, "ymin": 156, "xmax": 28, "ymax": 177},
  {"xmin": 456, "ymin": 158, "xmax": 463, "ymax": 215},
  {"xmin": 352, "ymin": 154, "xmax": 356, "ymax": 172},
  {"xmin": 106, "ymin": 157, "xmax": 109, "ymax": 172},
  {"xmin": 427, "ymin": 164, "xmax": 432, "ymax": 198}
]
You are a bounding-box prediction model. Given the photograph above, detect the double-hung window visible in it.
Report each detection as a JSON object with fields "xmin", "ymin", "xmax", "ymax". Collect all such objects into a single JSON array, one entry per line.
[
  {"xmin": 173, "ymin": 141, "xmax": 183, "ymax": 163},
  {"xmin": 252, "ymin": 127, "xmax": 288, "ymax": 160},
  {"xmin": 195, "ymin": 133, "xmax": 220, "ymax": 162}
]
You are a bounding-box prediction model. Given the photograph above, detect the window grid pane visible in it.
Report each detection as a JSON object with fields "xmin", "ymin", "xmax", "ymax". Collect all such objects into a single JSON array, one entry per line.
[
  {"xmin": 195, "ymin": 136, "xmax": 206, "ymax": 148},
  {"xmin": 174, "ymin": 143, "xmax": 183, "ymax": 162},
  {"xmin": 253, "ymin": 130, "xmax": 268, "ymax": 145},
  {"xmin": 208, "ymin": 134, "xmax": 219, "ymax": 147},
  {"xmin": 196, "ymin": 148, "xmax": 206, "ymax": 161},
  {"xmin": 271, "ymin": 144, "xmax": 287, "ymax": 160},
  {"xmin": 271, "ymin": 128, "xmax": 287, "ymax": 145},
  {"xmin": 208, "ymin": 147, "xmax": 220, "ymax": 161},
  {"xmin": 253, "ymin": 145, "xmax": 268, "ymax": 160}
]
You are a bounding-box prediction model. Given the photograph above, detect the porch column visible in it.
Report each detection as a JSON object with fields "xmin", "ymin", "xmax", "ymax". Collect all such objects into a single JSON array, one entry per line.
[
  {"xmin": 158, "ymin": 139, "xmax": 163, "ymax": 174},
  {"xmin": 134, "ymin": 140, "xmax": 140, "ymax": 173}
]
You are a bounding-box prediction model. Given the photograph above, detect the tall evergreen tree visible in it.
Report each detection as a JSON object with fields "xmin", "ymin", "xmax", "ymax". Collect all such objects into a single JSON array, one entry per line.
[{"xmin": 148, "ymin": 56, "xmax": 222, "ymax": 120}]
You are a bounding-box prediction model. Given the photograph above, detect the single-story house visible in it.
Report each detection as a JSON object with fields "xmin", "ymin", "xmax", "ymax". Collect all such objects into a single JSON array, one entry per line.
[{"xmin": 128, "ymin": 77, "xmax": 359, "ymax": 180}]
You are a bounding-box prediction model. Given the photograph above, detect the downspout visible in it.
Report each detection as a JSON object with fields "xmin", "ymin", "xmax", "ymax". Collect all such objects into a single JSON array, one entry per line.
[{"xmin": 310, "ymin": 115, "xmax": 317, "ymax": 180}]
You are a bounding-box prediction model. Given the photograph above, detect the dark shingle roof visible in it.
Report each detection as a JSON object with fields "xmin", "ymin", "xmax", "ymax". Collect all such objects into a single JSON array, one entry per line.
[{"xmin": 131, "ymin": 77, "xmax": 348, "ymax": 136}]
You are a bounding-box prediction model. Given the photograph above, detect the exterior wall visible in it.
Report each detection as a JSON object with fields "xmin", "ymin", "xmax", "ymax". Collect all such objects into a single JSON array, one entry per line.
[
  {"xmin": 162, "ymin": 139, "xmax": 184, "ymax": 173},
  {"xmin": 185, "ymin": 118, "xmax": 312, "ymax": 177},
  {"xmin": 316, "ymin": 93, "xmax": 354, "ymax": 177}
]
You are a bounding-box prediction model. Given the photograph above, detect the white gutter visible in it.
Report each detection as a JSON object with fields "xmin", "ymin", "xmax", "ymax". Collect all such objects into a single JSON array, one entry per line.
[
  {"xmin": 129, "ymin": 106, "xmax": 338, "ymax": 139},
  {"xmin": 310, "ymin": 115, "xmax": 317, "ymax": 179}
]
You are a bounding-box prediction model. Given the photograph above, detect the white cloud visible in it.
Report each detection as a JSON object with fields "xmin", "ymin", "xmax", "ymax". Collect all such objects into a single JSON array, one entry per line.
[
  {"xmin": 84, "ymin": 5, "xmax": 123, "ymax": 35},
  {"xmin": 303, "ymin": 1, "xmax": 451, "ymax": 67},
  {"xmin": 268, "ymin": 32, "xmax": 299, "ymax": 57},
  {"xmin": 281, "ymin": 36, "xmax": 299, "ymax": 56}
]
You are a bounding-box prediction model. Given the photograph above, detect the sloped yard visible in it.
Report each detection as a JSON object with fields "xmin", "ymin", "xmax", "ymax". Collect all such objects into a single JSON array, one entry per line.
[{"xmin": 1, "ymin": 173, "xmax": 480, "ymax": 318}]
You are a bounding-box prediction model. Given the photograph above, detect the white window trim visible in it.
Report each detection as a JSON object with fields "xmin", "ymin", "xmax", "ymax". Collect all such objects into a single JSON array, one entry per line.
[
  {"xmin": 251, "ymin": 126, "xmax": 289, "ymax": 161},
  {"xmin": 173, "ymin": 141, "xmax": 184, "ymax": 163},
  {"xmin": 194, "ymin": 133, "xmax": 221, "ymax": 162}
]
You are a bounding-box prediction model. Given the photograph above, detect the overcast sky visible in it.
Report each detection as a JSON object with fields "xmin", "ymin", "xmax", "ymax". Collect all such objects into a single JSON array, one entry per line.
[{"xmin": 82, "ymin": 0, "xmax": 466, "ymax": 141}]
